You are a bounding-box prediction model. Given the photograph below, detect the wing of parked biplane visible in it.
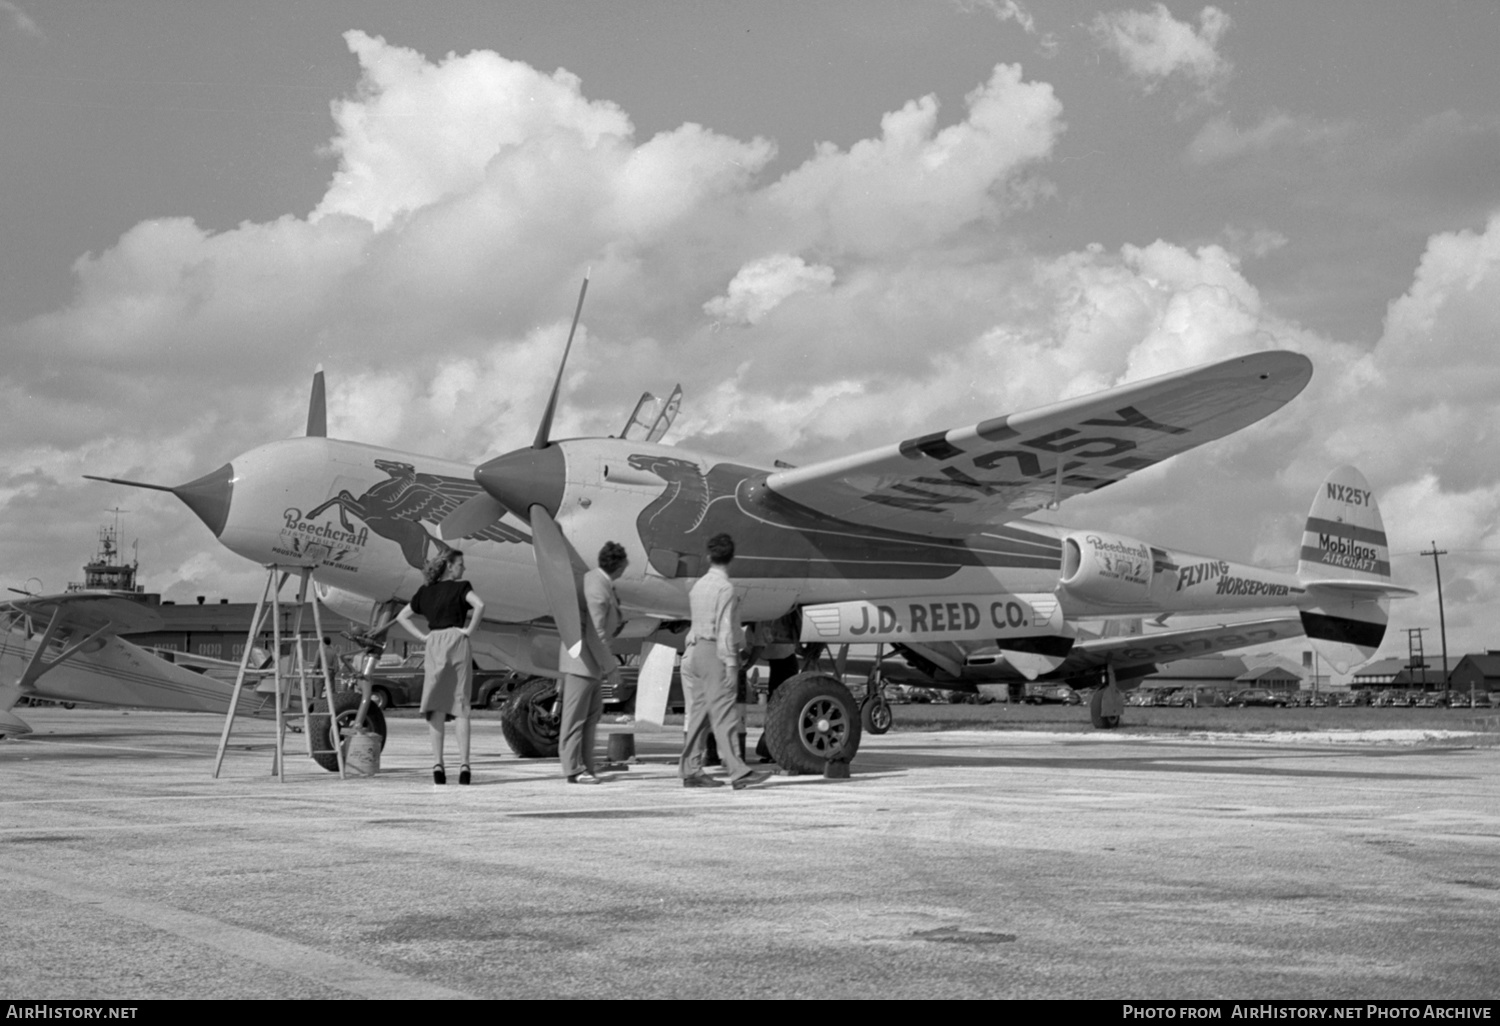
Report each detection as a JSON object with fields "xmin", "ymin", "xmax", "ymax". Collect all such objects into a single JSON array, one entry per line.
[
  {"xmin": 763, "ymin": 352, "xmax": 1312, "ymax": 537},
  {"xmin": 0, "ymin": 592, "xmax": 236, "ymax": 737}
]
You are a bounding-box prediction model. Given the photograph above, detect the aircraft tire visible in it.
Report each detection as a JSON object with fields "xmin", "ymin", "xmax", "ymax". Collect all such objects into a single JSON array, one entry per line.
[
  {"xmin": 501, "ymin": 676, "xmax": 560, "ymax": 759},
  {"xmin": 764, "ymin": 673, "xmax": 862, "ymax": 775},
  {"xmin": 860, "ymin": 694, "xmax": 893, "ymax": 735},
  {"xmin": 1089, "ymin": 686, "xmax": 1122, "ymax": 730},
  {"xmin": 309, "ymin": 691, "xmax": 388, "ymax": 772}
]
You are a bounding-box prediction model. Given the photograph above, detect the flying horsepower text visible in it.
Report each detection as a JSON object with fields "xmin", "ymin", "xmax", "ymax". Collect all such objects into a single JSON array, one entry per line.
[{"xmin": 1121, "ymin": 1009, "xmax": 1491, "ymax": 1020}]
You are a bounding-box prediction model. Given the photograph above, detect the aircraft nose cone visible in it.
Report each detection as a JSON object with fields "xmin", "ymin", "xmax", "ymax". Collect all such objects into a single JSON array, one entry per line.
[
  {"xmin": 173, "ymin": 462, "xmax": 234, "ymax": 537},
  {"xmin": 475, "ymin": 445, "xmax": 566, "ymax": 519}
]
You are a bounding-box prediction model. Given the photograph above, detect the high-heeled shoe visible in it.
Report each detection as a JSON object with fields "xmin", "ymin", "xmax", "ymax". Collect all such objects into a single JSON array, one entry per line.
[
  {"xmin": 433, "ymin": 764, "xmax": 446, "ymax": 785},
  {"xmin": 458, "ymin": 765, "xmax": 471, "ymax": 786}
]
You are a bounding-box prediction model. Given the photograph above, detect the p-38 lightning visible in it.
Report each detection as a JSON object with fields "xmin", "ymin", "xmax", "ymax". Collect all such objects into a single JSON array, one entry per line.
[{"xmin": 88, "ymin": 282, "xmax": 1413, "ymax": 772}]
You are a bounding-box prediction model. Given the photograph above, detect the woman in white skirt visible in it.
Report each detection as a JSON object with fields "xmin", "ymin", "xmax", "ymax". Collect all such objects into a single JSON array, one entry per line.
[{"xmin": 396, "ymin": 550, "xmax": 485, "ymax": 784}]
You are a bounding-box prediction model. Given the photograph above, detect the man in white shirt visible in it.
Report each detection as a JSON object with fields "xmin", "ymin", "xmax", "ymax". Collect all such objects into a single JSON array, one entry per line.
[
  {"xmin": 679, "ymin": 533, "xmax": 771, "ymax": 790},
  {"xmin": 557, "ymin": 541, "xmax": 628, "ymax": 784}
]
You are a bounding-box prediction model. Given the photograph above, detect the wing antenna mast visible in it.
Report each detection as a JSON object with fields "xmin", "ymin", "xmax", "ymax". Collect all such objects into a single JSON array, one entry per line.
[{"xmin": 533, "ymin": 274, "xmax": 590, "ymax": 449}]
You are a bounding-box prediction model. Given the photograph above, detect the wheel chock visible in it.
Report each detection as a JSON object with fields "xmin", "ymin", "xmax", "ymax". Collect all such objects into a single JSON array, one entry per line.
[
  {"xmin": 823, "ymin": 757, "xmax": 850, "ymax": 779},
  {"xmin": 607, "ymin": 732, "xmax": 635, "ymax": 762}
]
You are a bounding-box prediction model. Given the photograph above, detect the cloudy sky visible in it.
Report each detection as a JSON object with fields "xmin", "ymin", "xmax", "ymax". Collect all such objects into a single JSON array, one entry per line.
[{"xmin": 2, "ymin": 1, "xmax": 1497, "ymax": 669}]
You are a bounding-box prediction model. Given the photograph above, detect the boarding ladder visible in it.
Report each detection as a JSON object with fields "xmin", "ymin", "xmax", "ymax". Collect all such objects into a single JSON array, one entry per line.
[{"xmin": 211, "ymin": 565, "xmax": 346, "ymax": 780}]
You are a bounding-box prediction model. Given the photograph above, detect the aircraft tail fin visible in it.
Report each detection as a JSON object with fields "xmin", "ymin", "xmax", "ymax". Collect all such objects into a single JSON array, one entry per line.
[{"xmin": 1295, "ymin": 466, "xmax": 1413, "ymax": 673}]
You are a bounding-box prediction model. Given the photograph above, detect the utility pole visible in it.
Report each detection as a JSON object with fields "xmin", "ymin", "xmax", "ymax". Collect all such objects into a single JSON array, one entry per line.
[
  {"xmin": 1422, "ymin": 542, "xmax": 1449, "ymax": 693},
  {"xmin": 1406, "ymin": 627, "xmax": 1427, "ymax": 689}
]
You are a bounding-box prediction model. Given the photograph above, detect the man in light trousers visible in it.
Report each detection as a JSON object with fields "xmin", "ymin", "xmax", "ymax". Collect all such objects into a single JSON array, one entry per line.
[
  {"xmin": 557, "ymin": 541, "xmax": 629, "ymax": 784},
  {"xmin": 679, "ymin": 533, "xmax": 771, "ymax": 791}
]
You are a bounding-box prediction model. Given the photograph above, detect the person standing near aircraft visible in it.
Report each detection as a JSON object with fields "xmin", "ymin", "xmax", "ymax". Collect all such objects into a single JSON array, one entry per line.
[
  {"xmin": 396, "ymin": 549, "xmax": 485, "ymax": 785},
  {"xmin": 558, "ymin": 541, "xmax": 628, "ymax": 785},
  {"xmin": 680, "ymin": 534, "xmax": 771, "ymax": 790}
]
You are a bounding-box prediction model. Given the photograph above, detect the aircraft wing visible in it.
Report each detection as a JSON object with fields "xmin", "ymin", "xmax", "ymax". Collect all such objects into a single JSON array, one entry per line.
[
  {"xmin": 1039, "ymin": 616, "xmax": 1307, "ymax": 681},
  {"xmin": 2, "ymin": 591, "xmax": 163, "ymax": 635},
  {"xmin": 763, "ymin": 351, "xmax": 1311, "ymax": 537}
]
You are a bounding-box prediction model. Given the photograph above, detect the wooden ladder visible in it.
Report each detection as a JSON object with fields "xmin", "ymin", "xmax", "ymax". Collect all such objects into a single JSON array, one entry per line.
[{"xmin": 211, "ymin": 565, "xmax": 346, "ymax": 780}]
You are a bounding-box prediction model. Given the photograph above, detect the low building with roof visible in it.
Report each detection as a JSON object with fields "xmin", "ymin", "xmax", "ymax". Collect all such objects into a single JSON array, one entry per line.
[
  {"xmin": 1447, "ymin": 652, "xmax": 1500, "ymax": 693},
  {"xmin": 1234, "ymin": 664, "xmax": 1302, "ymax": 694},
  {"xmin": 1352, "ymin": 657, "xmax": 1406, "ymax": 688},
  {"xmin": 1139, "ymin": 655, "xmax": 1248, "ymax": 698}
]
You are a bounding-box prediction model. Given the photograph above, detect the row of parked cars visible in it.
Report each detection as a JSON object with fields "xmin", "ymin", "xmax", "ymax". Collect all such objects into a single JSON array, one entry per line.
[{"xmin": 1129, "ymin": 686, "xmax": 1495, "ymax": 708}]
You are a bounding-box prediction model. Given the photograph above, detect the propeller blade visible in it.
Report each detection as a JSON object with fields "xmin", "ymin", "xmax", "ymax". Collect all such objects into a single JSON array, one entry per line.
[
  {"xmin": 529, "ymin": 503, "xmax": 585, "ymax": 659},
  {"xmin": 533, "ymin": 275, "xmax": 590, "ymax": 450},
  {"xmin": 529, "ymin": 504, "xmax": 610, "ymax": 677},
  {"xmin": 306, "ymin": 365, "xmax": 327, "ymax": 437},
  {"xmin": 438, "ymin": 493, "xmax": 509, "ymax": 541}
]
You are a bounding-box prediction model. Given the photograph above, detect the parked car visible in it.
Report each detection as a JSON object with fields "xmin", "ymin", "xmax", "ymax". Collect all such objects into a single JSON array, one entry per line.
[
  {"xmin": 1226, "ymin": 688, "xmax": 1289, "ymax": 708},
  {"xmin": 1024, "ymin": 683, "xmax": 1081, "ymax": 705},
  {"xmin": 1162, "ymin": 686, "xmax": 1226, "ymax": 708},
  {"xmin": 338, "ymin": 657, "xmax": 531, "ymax": 710}
]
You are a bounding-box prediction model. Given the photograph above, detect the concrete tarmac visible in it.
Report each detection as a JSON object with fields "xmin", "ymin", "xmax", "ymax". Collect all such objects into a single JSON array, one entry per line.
[{"xmin": 2, "ymin": 709, "xmax": 1497, "ymax": 1000}]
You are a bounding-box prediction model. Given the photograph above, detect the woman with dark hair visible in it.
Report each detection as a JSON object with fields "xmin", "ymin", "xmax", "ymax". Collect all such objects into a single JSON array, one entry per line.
[{"xmin": 396, "ymin": 549, "xmax": 486, "ymax": 785}]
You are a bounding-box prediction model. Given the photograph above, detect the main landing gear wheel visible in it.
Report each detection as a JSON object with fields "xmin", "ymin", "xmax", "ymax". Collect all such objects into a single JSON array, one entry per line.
[
  {"xmin": 764, "ymin": 673, "xmax": 862, "ymax": 775},
  {"xmin": 501, "ymin": 676, "xmax": 560, "ymax": 758},
  {"xmin": 309, "ymin": 691, "xmax": 388, "ymax": 772},
  {"xmin": 860, "ymin": 693, "xmax": 893, "ymax": 735},
  {"xmin": 1089, "ymin": 685, "xmax": 1124, "ymax": 729}
]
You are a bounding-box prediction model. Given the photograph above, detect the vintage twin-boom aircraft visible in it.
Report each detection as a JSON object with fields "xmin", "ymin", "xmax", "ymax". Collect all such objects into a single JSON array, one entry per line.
[{"xmin": 87, "ymin": 284, "xmax": 1413, "ymax": 772}]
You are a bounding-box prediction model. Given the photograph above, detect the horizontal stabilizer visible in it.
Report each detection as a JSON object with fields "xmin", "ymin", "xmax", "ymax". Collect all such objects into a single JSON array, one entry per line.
[{"xmin": 1302, "ymin": 579, "xmax": 1418, "ymax": 598}]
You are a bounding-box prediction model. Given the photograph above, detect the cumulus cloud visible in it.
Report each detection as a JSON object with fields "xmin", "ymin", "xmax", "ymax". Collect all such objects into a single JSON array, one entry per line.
[
  {"xmin": 1092, "ymin": 4, "xmax": 1232, "ymax": 99},
  {"xmin": 703, "ymin": 255, "xmax": 836, "ymax": 326},
  {"xmin": 954, "ymin": 0, "xmax": 1060, "ymax": 56},
  {"xmin": 761, "ymin": 63, "xmax": 1062, "ymax": 257},
  {"xmin": 1187, "ymin": 111, "xmax": 1346, "ymax": 164},
  {"xmin": 0, "ymin": 1, "xmax": 42, "ymax": 40},
  {"xmin": 4, "ymin": 30, "xmax": 1500, "ymax": 660}
]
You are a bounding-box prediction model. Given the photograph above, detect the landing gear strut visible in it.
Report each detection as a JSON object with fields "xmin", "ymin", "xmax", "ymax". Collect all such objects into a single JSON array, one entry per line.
[
  {"xmin": 1090, "ymin": 665, "xmax": 1125, "ymax": 729},
  {"xmin": 860, "ymin": 645, "xmax": 893, "ymax": 735}
]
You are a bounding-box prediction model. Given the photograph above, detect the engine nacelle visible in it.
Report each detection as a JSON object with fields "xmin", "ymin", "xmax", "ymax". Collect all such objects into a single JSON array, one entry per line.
[{"xmin": 1058, "ymin": 531, "xmax": 1154, "ymax": 607}]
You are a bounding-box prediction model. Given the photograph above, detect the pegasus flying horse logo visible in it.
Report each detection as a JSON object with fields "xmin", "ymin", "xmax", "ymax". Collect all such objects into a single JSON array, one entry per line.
[{"xmin": 304, "ymin": 459, "xmax": 531, "ymax": 570}]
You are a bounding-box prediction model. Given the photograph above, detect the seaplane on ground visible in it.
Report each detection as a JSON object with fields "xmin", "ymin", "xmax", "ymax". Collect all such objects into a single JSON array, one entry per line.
[{"xmin": 87, "ymin": 280, "xmax": 1414, "ymax": 773}]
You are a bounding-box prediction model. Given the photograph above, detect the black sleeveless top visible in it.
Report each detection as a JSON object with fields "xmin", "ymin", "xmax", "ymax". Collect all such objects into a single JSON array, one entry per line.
[{"xmin": 410, "ymin": 580, "xmax": 473, "ymax": 630}]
